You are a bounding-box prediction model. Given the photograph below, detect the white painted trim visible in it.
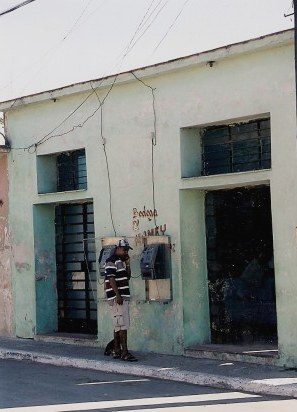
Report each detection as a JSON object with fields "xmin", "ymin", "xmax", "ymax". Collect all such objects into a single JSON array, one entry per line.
[{"xmin": 180, "ymin": 169, "xmax": 271, "ymax": 190}]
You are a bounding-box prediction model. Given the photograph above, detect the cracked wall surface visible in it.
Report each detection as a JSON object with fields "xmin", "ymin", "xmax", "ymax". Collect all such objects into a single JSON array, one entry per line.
[{"xmin": 0, "ymin": 153, "xmax": 12, "ymax": 336}]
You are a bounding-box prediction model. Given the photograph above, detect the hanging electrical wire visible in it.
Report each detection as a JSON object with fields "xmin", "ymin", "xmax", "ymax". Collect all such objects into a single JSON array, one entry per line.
[
  {"xmin": 123, "ymin": 0, "xmax": 158, "ymax": 54},
  {"xmin": 82, "ymin": 239, "xmax": 99, "ymax": 298},
  {"xmin": 63, "ymin": 0, "xmax": 106, "ymax": 37},
  {"xmin": 8, "ymin": 0, "xmax": 164, "ymax": 153},
  {"xmin": 284, "ymin": 0, "xmax": 294, "ymax": 17},
  {"xmin": 9, "ymin": 87, "xmax": 97, "ymax": 150},
  {"xmin": 130, "ymin": 71, "xmax": 157, "ymax": 227},
  {"xmin": 153, "ymin": 0, "xmax": 191, "ymax": 53},
  {"xmin": 121, "ymin": 0, "xmax": 167, "ymax": 57},
  {"xmin": 121, "ymin": 0, "xmax": 169, "ymax": 61},
  {"xmin": 0, "ymin": 0, "xmax": 37, "ymax": 17},
  {"xmin": 9, "ymin": 74, "xmax": 118, "ymax": 151},
  {"xmin": 130, "ymin": 72, "xmax": 157, "ymax": 145},
  {"xmin": 63, "ymin": 0, "xmax": 94, "ymax": 41},
  {"xmin": 4, "ymin": 0, "xmax": 99, "ymax": 109},
  {"xmin": 91, "ymin": 83, "xmax": 117, "ymax": 237}
]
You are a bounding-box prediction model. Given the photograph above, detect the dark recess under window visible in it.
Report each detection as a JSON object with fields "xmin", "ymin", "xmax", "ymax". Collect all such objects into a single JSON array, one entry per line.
[
  {"xmin": 202, "ymin": 118, "xmax": 271, "ymax": 176},
  {"xmin": 57, "ymin": 149, "xmax": 87, "ymax": 192}
]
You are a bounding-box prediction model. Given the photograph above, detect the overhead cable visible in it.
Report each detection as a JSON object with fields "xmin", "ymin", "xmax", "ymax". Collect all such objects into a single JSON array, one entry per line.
[
  {"xmin": 5, "ymin": 0, "xmax": 97, "ymax": 108},
  {"xmin": 131, "ymin": 71, "xmax": 157, "ymax": 227},
  {"xmin": 29, "ymin": 75, "xmax": 118, "ymax": 151},
  {"xmin": 122, "ymin": 0, "xmax": 169, "ymax": 59},
  {"xmin": 9, "ymin": 0, "xmax": 163, "ymax": 152},
  {"xmin": 122, "ymin": 0, "xmax": 164, "ymax": 57},
  {"xmin": 63, "ymin": 0, "xmax": 94, "ymax": 41},
  {"xmin": 0, "ymin": 0, "xmax": 37, "ymax": 17},
  {"xmin": 153, "ymin": 0, "xmax": 192, "ymax": 53},
  {"xmin": 91, "ymin": 83, "xmax": 117, "ymax": 237}
]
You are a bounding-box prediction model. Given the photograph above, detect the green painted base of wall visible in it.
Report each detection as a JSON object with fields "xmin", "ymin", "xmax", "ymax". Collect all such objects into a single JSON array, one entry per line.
[{"xmin": 180, "ymin": 189, "xmax": 210, "ymax": 347}]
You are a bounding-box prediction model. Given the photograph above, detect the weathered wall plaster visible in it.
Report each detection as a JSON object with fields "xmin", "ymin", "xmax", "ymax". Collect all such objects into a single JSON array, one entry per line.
[
  {"xmin": 1, "ymin": 31, "xmax": 297, "ymax": 363},
  {"xmin": 0, "ymin": 153, "xmax": 13, "ymax": 335}
]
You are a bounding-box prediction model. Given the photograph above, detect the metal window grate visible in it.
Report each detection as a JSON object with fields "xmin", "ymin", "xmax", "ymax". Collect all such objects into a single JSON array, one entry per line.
[
  {"xmin": 57, "ymin": 149, "xmax": 87, "ymax": 191},
  {"xmin": 55, "ymin": 203, "xmax": 97, "ymax": 334},
  {"xmin": 201, "ymin": 119, "xmax": 271, "ymax": 176}
]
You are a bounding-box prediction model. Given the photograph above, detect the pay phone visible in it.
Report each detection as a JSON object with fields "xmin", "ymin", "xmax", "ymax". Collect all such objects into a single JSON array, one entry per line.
[
  {"xmin": 98, "ymin": 245, "xmax": 116, "ymax": 277},
  {"xmin": 140, "ymin": 243, "xmax": 171, "ymax": 280}
]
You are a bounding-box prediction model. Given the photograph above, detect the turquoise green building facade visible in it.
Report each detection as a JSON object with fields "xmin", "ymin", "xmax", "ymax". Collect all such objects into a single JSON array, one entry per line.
[{"xmin": 1, "ymin": 29, "xmax": 297, "ymax": 366}]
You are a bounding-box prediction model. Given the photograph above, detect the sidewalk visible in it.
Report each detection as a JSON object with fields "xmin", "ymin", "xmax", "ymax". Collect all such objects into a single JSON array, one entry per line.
[{"xmin": 0, "ymin": 337, "xmax": 297, "ymax": 398}]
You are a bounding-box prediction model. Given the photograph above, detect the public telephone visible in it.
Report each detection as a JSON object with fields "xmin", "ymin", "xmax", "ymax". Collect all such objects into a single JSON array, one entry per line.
[
  {"xmin": 140, "ymin": 243, "xmax": 171, "ymax": 280},
  {"xmin": 98, "ymin": 245, "xmax": 116, "ymax": 277}
]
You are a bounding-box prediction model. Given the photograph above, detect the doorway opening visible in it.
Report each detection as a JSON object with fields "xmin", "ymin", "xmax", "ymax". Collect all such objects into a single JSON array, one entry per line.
[
  {"xmin": 205, "ymin": 186, "xmax": 277, "ymax": 345},
  {"xmin": 55, "ymin": 202, "xmax": 97, "ymax": 334}
]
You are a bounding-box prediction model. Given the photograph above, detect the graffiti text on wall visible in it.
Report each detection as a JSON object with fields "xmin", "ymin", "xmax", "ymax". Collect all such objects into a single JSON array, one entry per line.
[
  {"xmin": 132, "ymin": 206, "xmax": 158, "ymax": 232},
  {"xmin": 132, "ymin": 206, "xmax": 168, "ymax": 245},
  {"xmin": 134, "ymin": 225, "xmax": 168, "ymax": 246}
]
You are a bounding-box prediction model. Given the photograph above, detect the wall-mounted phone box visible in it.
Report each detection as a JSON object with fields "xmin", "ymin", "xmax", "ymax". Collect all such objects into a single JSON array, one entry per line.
[
  {"xmin": 98, "ymin": 245, "xmax": 116, "ymax": 277},
  {"xmin": 140, "ymin": 243, "xmax": 171, "ymax": 280},
  {"xmin": 99, "ymin": 236, "xmax": 131, "ymax": 277}
]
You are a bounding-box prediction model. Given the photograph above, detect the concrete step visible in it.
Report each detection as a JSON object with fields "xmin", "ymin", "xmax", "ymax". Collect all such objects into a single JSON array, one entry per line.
[
  {"xmin": 185, "ymin": 344, "xmax": 279, "ymax": 366},
  {"xmin": 34, "ymin": 333, "xmax": 98, "ymax": 348},
  {"xmin": 35, "ymin": 335, "xmax": 279, "ymax": 366}
]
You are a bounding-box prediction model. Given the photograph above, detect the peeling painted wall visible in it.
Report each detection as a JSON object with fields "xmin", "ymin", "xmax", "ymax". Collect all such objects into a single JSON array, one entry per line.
[{"xmin": 0, "ymin": 153, "xmax": 12, "ymax": 336}]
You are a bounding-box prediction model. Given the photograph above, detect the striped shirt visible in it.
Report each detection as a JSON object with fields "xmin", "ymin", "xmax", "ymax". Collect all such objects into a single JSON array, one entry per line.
[{"xmin": 105, "ymin": 254, "xmax": 130, "ymax": 301}]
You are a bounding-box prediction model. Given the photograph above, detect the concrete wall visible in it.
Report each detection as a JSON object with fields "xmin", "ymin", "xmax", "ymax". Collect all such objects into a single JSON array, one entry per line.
[
  {"xmin": 3, "ymin": 34, "xmax": 297, "ymax": 364},
  {"xmin": 0, "ymin": 153, "xmax": 12, "ymax": 336}
]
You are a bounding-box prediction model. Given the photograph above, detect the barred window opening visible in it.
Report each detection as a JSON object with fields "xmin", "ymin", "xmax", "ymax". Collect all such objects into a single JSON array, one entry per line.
[
  {"xmin": 201, "ymin": 118, "xmax": 271, "ymax": 176},
  {"xmin": 57, "ymin": 149, "xmax": 87, "ymax": 192}
]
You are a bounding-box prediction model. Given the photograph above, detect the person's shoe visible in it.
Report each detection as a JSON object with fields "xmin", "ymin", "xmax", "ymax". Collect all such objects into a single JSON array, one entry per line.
[
  {"xmin": 121, "ymin": 352, "xmax": 138, "ymax": 362},
  {"xmin": 104, "ymin": 339, "xmax": 115, "ymax": 356},
  {"xmin": 112, "ymin": 350, "xmax": 122, "ymax": 359}
]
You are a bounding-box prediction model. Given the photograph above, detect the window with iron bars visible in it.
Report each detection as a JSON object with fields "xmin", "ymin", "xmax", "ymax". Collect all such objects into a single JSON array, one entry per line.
[
  {"xmin": 201, "ymin": 118, "xmax": 271, "ymax": 176},
  {"xmin": 57, "ymin": 149, "xmax": 87, "ymax": 192}
]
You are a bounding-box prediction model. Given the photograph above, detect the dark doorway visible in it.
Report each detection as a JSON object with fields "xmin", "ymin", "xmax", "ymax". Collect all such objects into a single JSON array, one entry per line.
[
  {"xmin": 205, "ymin": 186, "xmax": 277, "ymax": 344},
  {"xmin": 55, "ymin": 203, "xmax": 97, "ymax": 334}
]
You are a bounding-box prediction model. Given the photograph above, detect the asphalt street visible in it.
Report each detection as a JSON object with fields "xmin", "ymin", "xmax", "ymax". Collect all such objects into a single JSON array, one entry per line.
[{"xmin": 1, "ymin": 359, "xmax": 297, "ymax": 411}]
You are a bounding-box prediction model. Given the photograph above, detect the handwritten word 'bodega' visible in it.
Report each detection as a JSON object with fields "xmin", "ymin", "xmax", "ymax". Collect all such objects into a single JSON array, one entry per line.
[{"xmin": 133, "ymin": 207, "xmax": 158, "ymax": 222}]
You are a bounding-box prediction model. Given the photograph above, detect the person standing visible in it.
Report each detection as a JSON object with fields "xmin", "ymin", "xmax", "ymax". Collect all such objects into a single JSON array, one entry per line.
[{"xmin": 104, "ymin": 239, "xmax": 137, "ymax": 362}]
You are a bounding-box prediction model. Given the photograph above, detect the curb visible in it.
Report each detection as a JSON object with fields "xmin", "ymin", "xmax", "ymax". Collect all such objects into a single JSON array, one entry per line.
[{"xmin": 0, "ymin": 349, "xmax": 296, "ymax": 399}]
